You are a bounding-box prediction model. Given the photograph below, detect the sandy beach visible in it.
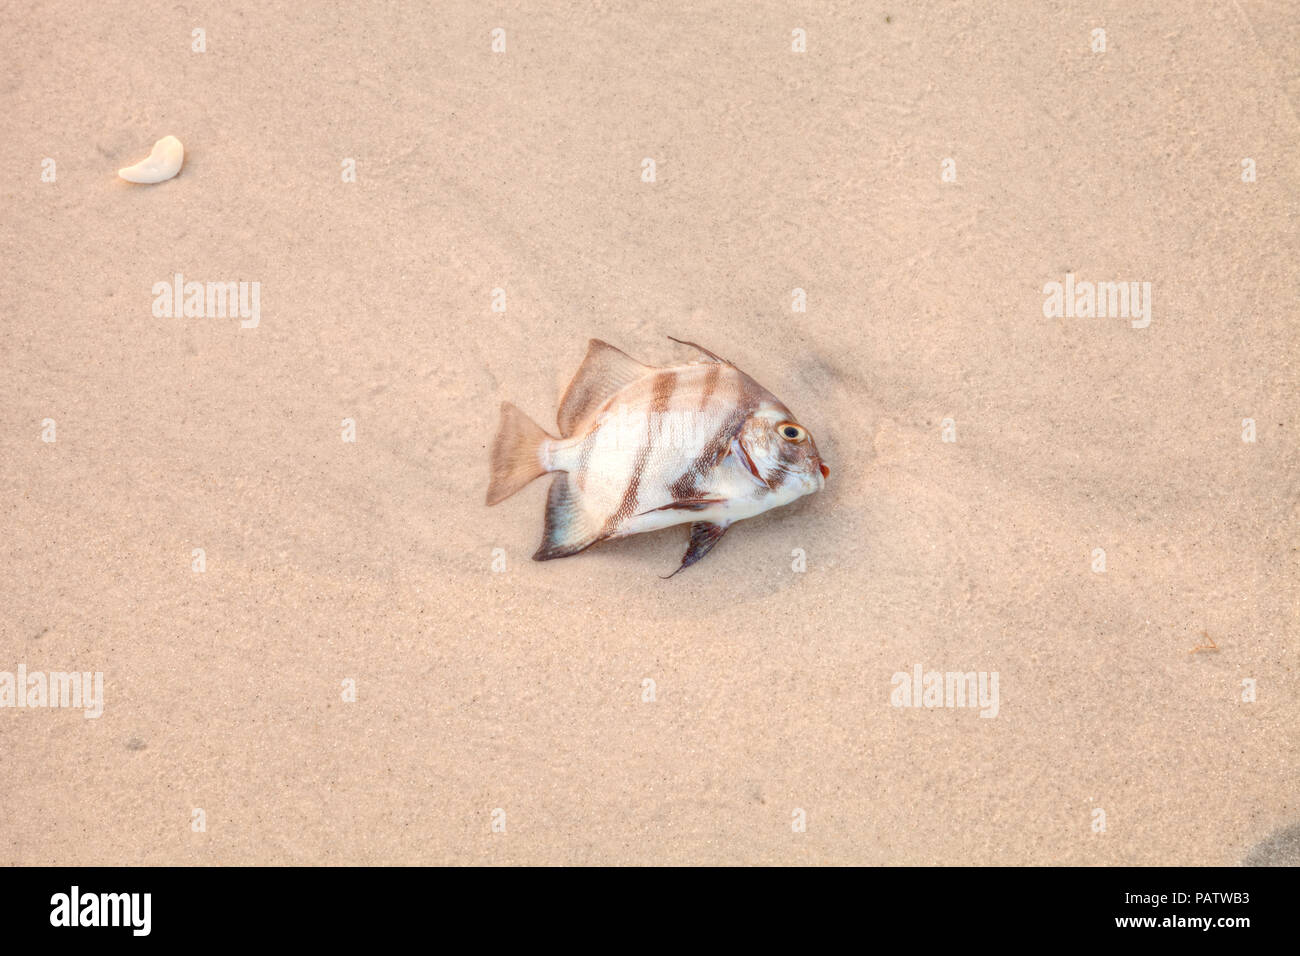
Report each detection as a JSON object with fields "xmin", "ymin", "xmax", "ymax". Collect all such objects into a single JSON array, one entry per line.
[{"xmin": 1, "ymin": 0, "xmax": 1296, "ymax": 865}]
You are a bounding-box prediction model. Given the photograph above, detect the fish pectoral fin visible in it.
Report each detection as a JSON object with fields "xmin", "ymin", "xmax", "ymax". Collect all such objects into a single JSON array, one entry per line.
[
  {"xmin": 636, "ymin": 498, "xmax": 724, "ymax": 516},
  {"xmin": 532, "ymin": 473, "xmax": 606, "ymax": 561},
  {"xmin": 664, "ymin": 521, "xmax": 730, "ymax": 578},
  {"xmin": 728, "ymin": 438, "xmax": 768, "ymax": 488},
  {"xmin": 555, "ymin": 339, "xmax": 651, "ymax": 438}
]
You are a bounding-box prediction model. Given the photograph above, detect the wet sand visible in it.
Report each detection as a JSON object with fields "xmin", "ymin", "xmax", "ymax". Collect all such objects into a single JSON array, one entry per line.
[{"xmin": 1, "ymin": 0, "xmax": 1296, "ymax": 864}]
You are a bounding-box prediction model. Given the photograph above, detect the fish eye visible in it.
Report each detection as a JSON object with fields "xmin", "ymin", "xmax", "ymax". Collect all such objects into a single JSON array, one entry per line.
[{"xmin": 778, "ymin": 422, "xmax": 807, "ymax": 442}]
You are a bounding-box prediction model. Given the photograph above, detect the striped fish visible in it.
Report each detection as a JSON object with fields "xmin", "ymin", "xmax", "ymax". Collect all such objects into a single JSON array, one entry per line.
[{"xmin": 486, "ymin": 337, "xmax": 829, "ymax": 575}]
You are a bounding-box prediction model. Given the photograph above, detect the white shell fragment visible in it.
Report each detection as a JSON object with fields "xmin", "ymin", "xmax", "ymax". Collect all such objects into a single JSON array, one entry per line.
[{"xmin": 118, "ymin": 135, "xmax": 184, "ymax": 183}]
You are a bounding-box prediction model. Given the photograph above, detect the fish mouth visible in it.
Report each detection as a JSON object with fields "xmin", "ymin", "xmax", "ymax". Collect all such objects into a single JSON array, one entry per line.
[{"xmin": 818, "ymin": 461, "xmax": 830, "ymax": 479}]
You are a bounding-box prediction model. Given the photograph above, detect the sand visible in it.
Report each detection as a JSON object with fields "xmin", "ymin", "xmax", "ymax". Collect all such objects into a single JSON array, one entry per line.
[{"xmin": 1, "ymin": 0, "xmax": 1296, "ymax": 865}]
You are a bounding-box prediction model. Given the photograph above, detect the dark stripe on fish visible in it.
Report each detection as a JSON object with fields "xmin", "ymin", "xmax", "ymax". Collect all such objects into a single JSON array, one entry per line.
[
  {"xmin": 668, "ymin": 394, "xmax": 753, "ymax": 500},
  {"xmin": 603, "ymin": 371, "xmax": 677, "ymax": 535},
  {"xmin": 698, "ymin": 363, "xmax": 721, "ymax": 410}
]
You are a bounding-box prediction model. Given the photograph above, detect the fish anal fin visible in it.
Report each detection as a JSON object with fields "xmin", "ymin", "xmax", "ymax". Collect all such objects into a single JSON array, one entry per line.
[
  {"xmin": 532, "ymin": 472, "xmax": 607, "ymax": 561},
  {"xmin": 556, "ymin": 339, "xmax": 650, "ymax": 438},
  {"xmin": 664, "ymin": 521, "xmax": 729, "ymax": 577}
]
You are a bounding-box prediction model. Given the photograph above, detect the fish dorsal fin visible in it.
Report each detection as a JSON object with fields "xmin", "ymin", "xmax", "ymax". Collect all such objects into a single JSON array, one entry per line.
[
  {"xmin": 556, "ymin": 339, "xmax": 650, "ymax": 438},
  {"xmin": 667, "ymin": 336, "xmax": 729, "ymax": 364}
]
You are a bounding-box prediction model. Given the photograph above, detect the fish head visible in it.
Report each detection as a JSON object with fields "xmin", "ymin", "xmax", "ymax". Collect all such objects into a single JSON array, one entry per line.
[{"xmin": 737, "ymin": 403, "xmax": 829, "ymax": 501}]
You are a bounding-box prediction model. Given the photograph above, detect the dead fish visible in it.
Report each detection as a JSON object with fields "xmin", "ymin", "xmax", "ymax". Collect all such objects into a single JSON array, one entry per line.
[{"xmin": 486, "ymin": 337, "xmax": 828, "ymax": 575}]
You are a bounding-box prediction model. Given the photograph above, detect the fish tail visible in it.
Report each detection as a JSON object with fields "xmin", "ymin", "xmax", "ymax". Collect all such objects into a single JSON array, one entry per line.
[{"xmin": 486, "ymin": 402, "xmax": 555, "ymax": 505}]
